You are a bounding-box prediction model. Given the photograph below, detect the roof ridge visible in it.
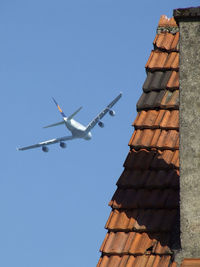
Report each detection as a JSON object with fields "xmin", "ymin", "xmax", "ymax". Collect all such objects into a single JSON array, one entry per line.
[{"xmin": 157, "ymin": 15, "xmax": 179, "ymax": 34}]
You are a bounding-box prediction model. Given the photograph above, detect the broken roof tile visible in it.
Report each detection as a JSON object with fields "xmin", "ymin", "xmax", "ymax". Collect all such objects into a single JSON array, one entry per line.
[
  {"xmin": 158, "ymin": 15, "xmax": 178, "ymax": 28},
  {"xmin": 137, "ymin": 90, "xmax": 179, "ymax": 111},
  {"xmin": 153, "ymin": 32, "xmax": 179, "ymax": 51}
]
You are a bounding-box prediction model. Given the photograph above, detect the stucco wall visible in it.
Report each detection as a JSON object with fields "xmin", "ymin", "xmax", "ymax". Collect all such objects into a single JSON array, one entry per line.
[{"xmin": 179, "ymin": 20, "xmax": 200, "ymax": 261}]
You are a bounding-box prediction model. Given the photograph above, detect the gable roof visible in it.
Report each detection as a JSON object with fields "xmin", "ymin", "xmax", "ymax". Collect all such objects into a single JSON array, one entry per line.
[{"xmin": 97, "ymin": 15, "xmax": 180, "ymax": 267}]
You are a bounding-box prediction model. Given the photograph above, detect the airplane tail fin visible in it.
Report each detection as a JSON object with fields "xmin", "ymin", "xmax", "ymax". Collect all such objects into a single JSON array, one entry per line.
[
  {"xmin": 52, "ymin": 97, "xmax": 82, "ymax": 121},
  {"xmin": 52, "ymin": 97, "xmax": 67, "ymax": 119}
]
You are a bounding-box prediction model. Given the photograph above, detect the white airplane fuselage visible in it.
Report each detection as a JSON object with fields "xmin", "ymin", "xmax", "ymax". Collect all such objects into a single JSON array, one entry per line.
[{"xmin": 64, "ymin": 118, "xmax": 92, "ymax": 140}]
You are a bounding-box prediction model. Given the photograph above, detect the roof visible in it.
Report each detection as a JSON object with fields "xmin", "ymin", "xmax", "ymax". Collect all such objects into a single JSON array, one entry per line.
[{"xmin": 97, "ymin": 15, "xmax": 180, "ymax": 267}]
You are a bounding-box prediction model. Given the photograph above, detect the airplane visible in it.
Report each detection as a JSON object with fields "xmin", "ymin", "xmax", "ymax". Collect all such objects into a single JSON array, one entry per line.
[{"xmin": 17, "ymin": 93, "xmax": 122, "ymax": 152}]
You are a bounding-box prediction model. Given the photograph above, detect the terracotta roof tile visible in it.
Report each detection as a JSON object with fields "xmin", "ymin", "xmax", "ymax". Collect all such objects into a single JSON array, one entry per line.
[
  {"xmin": 129, "ymin": 129, "xmax": 179, "ymax": 150},
  {"xmin": 145, "ymin": 51, "xmax": 168, "ymax": 69},
  {"xmin": 158, "ymin": 15, "xmax": 178, "ymax": 27},
  {"xmin": 164, "ymin": 52, "xmax": 179, "ymax": 69},
  {"xmin": 97, "ymin": 255, "xmax": 173, "ymax": 267},
  {"xmin": 181, "ymin": 259, "xmax": 200, "ymax": 267},
  {"xmin": 134, "ymin": 110, "xmax": 179, "ymax": 129},
  {"xmin": 143, "ymin": 71, "xmax": 179, "ymax": 92},
  {"xmin": 167, "ymin": 71, "xmax": 179, "ymax": 89},
  {"xmin": 145, "ymin": 51, "xmax": 179, "ymax": 70},
  {"xmin": 100, "ymin": 231, "xmax": 172, "ymax": 255},
  {"xmin": 106, "ymin": 209, "xmax": 178, "ymax": 232},
  {"xmin": 153, "ymin": 32, "xmax": 179, "ymax": 51},
  {"xmin": 137, "ymin": 90, "xmax": 179, "ymax": 111},
  {"xmin": 109, "ymin": 188, "xmax": 179, "ymax": 209}
]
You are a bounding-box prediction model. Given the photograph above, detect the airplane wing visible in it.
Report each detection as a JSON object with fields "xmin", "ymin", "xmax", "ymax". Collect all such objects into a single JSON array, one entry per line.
[
  {"xmin": 86, "ymin": 92, "xmax": 122, "ymax": 132},
  {"xmin": 17, "ymin": 135, "xmax": 74, "ymax": 151}
]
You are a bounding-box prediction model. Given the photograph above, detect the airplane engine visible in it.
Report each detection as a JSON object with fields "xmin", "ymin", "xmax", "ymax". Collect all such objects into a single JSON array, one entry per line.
[
  {"xmin": 60, "ymin": 142, "xmax": 67, "ymax": 148},
  {"xmin": 109, "ymin": 110, "xmax": 115, "ymax": 116},
  {"xmin": 98, "ymin": 121, "xmax": 104, "ymax": 128},
  {"xmin": 42, "ymin": 146, "xmax": 49, "ymax": 152}
]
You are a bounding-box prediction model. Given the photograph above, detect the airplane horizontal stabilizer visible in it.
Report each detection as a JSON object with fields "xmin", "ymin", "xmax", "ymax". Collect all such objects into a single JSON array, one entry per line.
[{"xmin": 43, "ymin": 121, "xmax": 65, "ymax": 129}]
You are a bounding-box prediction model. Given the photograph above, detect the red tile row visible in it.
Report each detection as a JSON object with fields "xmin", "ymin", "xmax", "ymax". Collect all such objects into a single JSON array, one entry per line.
[
  {"xmin": 153, "ymin": 32, "xmax": 179, "ymax": 51},
  {"xmin": 123, "ymin": 149, "xmax": 179, "ymax": 171},
  {"xmin": 145, "ymin": 51, "xmax": 179, "ymax": 70},
  {"xmin": 100, "ymin": 231, "xmax": 172, "ymax": 255},
  {"xmin": 117, "ymin": 169, "xmax": 179, "ymax": 189},
  {"xmin": 105, "ymin": 209, "xmax": 177, "ymax": 232},
  {"xmin": 133, "ymin": 110, "xmax": 179, "ymax": 129},
  {"xmin": 97, "ymin": 254, "xmax": 174, "ymax": 267},
  {"xmin": 129, "ymin": 129, "xmax": 179, "ymax": 150},
  {"xmin": 109, "ymin": 188, "xmax": 179, "ymax": 209}
]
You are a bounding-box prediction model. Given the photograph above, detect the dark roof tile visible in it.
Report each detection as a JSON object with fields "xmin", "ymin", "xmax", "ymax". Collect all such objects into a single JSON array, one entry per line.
[
  {"xmin": 137, "ymin": 90, "xmax": 179, "ymax": 111},
  {"xmin": 143, "ymin": 71, "xmax": 172, "ymax": 92},
  {"xmin": 143, "ymin": 71, "xmax": 179, "ymax": 92}
]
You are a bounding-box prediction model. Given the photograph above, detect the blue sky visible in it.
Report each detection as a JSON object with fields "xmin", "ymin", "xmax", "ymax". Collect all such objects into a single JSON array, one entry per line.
[{"xmin": 0, "ymin": 1, "xmax": 197, "ymax": 266}]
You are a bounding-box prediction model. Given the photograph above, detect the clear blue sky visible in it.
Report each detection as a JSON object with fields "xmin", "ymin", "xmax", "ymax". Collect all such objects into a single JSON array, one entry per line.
[{"xmin": 0, "ymin": 1, "xmax": 197, "ymax": 266}]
